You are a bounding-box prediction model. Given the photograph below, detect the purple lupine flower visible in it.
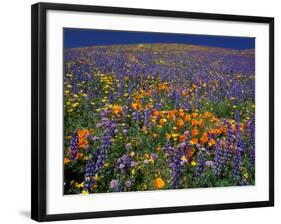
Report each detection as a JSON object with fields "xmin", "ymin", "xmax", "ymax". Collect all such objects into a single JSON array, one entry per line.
[
  {"xmin": 236, "ymin": 132, "xmax": 245, "ymax": 154},
  {"xmin": 84, "ymin": 144, "xmax": 89, "ymax": 152},
  {"xmin": 125, "ymin": 180, "xmax": 132, "ymax": 188},
  {"xmin": 115, "ymin": 153, "xmax": 134, "ymax": 177},
  {"xmin": 144, "ymin": 109, "xmax": 151, "ymax": 127},
  {"xmin": 214, "ymin": 140, "xmax": 224, "ymax": 176},
  {"xmin": 248, "ymin": 117, "xmax": 255, "ymax": 167},
  {"xmin": 130, "ymin": 161, "xmax": 136, "ymax": 167},
  {"xmin": 224, "ymin": 145, "xmax": 232, "ymax": 165},
  {"xmin": 119, "ymin": 164, "xmax": 125, "ymax": 169},
  {"xmin": 179, "ymin": 142, "xmax": 186, "ymax": 149},
  {"xmin": 249, "ymin": 145, "xmax": 255, "ymax": 167},
  {"xmin": 125, "ymin": 143, "xmax": 131, "ymax": 151},
  {"xmin": 100, "ymin": 109, "xmax": 110, "ymax": 118},
  {"xmin": 224, "ymin": 120, "xmax": 234, "ymax": 164},
  {"xmin": 85, "ymin": 133, "xmax": 91, "ymax": 139},
  {"xmin": 195, "ymin": 152, "xmax": 205, "ymax": 177},
  {"xmin": 83, "ymin": 154, "xmax": 95, "ymax": 191},
  {"xmin": 95, "ymin": 130, "xmax": 112, "ymax": 172},
  {"xmin": 83, "ymin": 123, "xmax": 113, "ymax": 193},
  {"xmin": 242, "ymin": 179, "xmax": 249, "ymax": 186},
  {"xmin": 233, "ymin": 130, "xmax": 245, "ymax": 179},
  {"xmin": 132, "ymin": 110, "xmax": 143, "ymax": 124},
  {"xmin": 127, "ymin": 97, "xmax": 132, "ymax": 111},
  {"xmin": 96, "ymin": 123, "xmax": 103, "ymax": 129},
  {"xmin": 184, "ymin": 130, "xmax": 189, "ymax": 136},
  {"xmin": 101, "ymin": 117, "xmax": 110, "ymax": 124},
  {"xmin": 165, "ymin": 139, "xmax": 173, "ymax": 154},
  {"xmin": 150, "ymin": 153, "xmax": 157, "ymax": 161},
  {"xmin": 122, "ymin": 129, "xmax": 128, "ymax": 135},
  {"xmin": 118, "ymin": 81, "xmax": 125, "ymax": 97},
  {"xmin": 234, "ymin": 109, "xmax": 240, "ymax": 123},
  {"xmin": 171, "ymin": 89, "xmax": 181, "ymax": 108},
  {"xmin": 109, "ymin": 179, "xmax": 119, "ymax": 191},
  {"xmin": 194, "ymin": 90, "xmax": 199, "ymax": 109},
  {"xmin": 69, "ymin": 132, "xmax": 79, "ymax": 160},
  {"xmin": 233, "ymin": 144, "xmax": 242, "ymax": 178},
  {"xmin": 169, "ymin": 161, "xmax": 182, "ymax": 188},
  {"xmin": 205, "ymin": 160, "xmax": 214, "ymax": 168},
  {"xmin": 167, "ymin": 145, "xmax": 183, "ymax": 189},
  {"xmin": 109, "ymin": 123, "xmax": 117, "ymax": 136},
  {"xmin": 108, "ymin": 90, "xmax": 114, "ymax": 104},
  {"xmin": 183, "ymin": 96, "xmax": 191, "ymax": 111},
  {"xmin": 92, "ymin": 136, "xmax": 99, "ymax": 142}
]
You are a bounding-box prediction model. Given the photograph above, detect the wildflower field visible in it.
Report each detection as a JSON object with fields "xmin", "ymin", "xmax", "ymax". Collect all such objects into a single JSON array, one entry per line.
[{"xmin": 63, "ymin": 43, "xmax": 255, "ymax": 195}]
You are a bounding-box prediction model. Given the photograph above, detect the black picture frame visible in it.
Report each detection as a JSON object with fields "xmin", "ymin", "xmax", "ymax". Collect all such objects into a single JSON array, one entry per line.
[{"xmin": 31, "ymin": 2, "xmax": 274, "ymax": 222}]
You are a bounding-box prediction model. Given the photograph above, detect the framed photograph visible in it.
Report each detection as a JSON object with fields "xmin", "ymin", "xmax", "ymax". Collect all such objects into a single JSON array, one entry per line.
[{"xmin": 31, "ymin": 2, "xmax": 274, "ymax": 222}]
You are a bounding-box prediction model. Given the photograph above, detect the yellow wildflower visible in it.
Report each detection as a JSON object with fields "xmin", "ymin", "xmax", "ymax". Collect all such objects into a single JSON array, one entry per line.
[
  {"xmin": 181, "ymin": 155, "xmax": 187, "ymax": 162},
  {"xmin": 81, "ymin": 190, "xmax": 89, "ymax": 195},
  {"xmin": 191, "ymin": 161, "xmax": 197, "ymax": 167}
]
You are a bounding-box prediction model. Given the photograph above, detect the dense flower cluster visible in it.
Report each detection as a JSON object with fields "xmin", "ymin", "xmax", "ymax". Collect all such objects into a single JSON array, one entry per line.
[{"xmin": 63, "ymin": 43, "xmax": 255, "ymax": 194}]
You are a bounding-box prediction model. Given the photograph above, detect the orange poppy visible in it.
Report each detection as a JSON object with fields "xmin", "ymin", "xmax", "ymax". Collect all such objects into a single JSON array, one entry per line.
[
  {"xmin": 188, "ymin": 147, "xmax": 196, "ymax": 159},
  {"xmin": 211, "ymin": 117, "xmax": 219, "ymax": 123},
  {"xmin": 192, "ymin": 119, "xmax": 198, "ymax": 126},
  {"xmin": 205, "ymin": 111, "xmax": 212, "ymax": 119},
  {"xmin": 77, "ymin": 129, "xmax": 91, "ymax": 148},
  {"xmin": 167, "ymin": 110, "xmax": 176, "ymax": 120},
  {"xmin": 146, "ymin": 103, "xmax": 153, "ymax": 109},
  {"xmin": 158, "ymin": 82, "xmax": 169, "ymax": 91},
  {"xmin": 159, "ymin": 118, "xmax": 167, "ymax": 126},
  {"xmin": 198, "ymin": 118, "xmax": 204, "ymax": 126},
  {"xmin": 189, "ymin": 138, "xmax": 198, "ymax": 145},
  {"xmin": 160, "ymin": 110, "xmax": 166, "ymax": 117},
  {"xmin": 192, "ymin": 83, "xmax": 198, "ymax": 90},
  {"xmin": 144, "ymin": 153, "xmax": 149, "ymax": 159},
  {"xmin": 208, "ymin": 138, "xmax": 216, "ymax": 147},
  {"xmin": 221, "ymin": 126, "xmax": 227, "ymax": 134},
  {"xmin": 182, "ymin": 90, "xmax": 188, "ymax": 97},
  {"xmin": 200, "ymin": 132, "xmax": 208, "ymax": 144},
  {"xmin": 145, "ymin": 90, "xmax": 152, "ymax": 97},
  {"xmin": 191, "ymin": 128, "xmax": 199, "ymax": 136},
  {"xmin": 154, "ymin": 177, "xmax": 165, "ymax": 189},
  {"xmin": 209, "ymin": 128, "xmax": 216, "ymax": 135},
  {"xmin": 178, "ymin": 109, "xmax": 185, "ymax": 117},
  {"xmin": 153, "ymin": 110, "xmax": 160, "ymax": 116},
  {"xmin": 132, "ymin": 102, "xmax": 141, "ymax": 110},
  {"xmin": 76, "ymin": 152, "xmax": 84, "ymax": 160},
  {"xmin": 192, "ymin": 112, "xmax": 198, "ymax": 118},
  {"xmin": 112, "ymin": 104, "xmax": 122, "ymax": 115},
  {"xmin": 135, "ymin": 95, "xmax": 141, "ymax": 101},
  {"xmin": 177, "ymin": 118, "xmax": 185, "ymax": 128},
  {"xmin": 179, "ymin": 134, "xmax": 187, "ymax": 142},
  {"xmin": 185, "ymin": 114, "xmax": 191, "ymax": 122},
  {"xmin": 166, "ymin": 132, "xmax": 171, "ymax": 140},
  {"xmin": 64, "ymin": 157, "xmax": 71, "ymax": 165}
]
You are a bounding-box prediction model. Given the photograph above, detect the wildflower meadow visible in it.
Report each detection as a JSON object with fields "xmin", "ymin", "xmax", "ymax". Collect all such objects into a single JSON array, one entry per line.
[{"xmin": 63, "ymin": 33, "xmax": 255, "ymax": 195}]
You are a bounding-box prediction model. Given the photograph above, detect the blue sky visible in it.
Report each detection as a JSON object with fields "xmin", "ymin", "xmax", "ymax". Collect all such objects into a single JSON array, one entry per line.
[{"xmin": 64, "ymin": 28, "xmax": 255, "ymax": 50}]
